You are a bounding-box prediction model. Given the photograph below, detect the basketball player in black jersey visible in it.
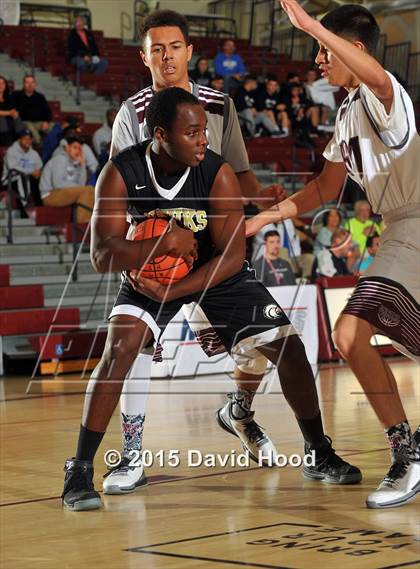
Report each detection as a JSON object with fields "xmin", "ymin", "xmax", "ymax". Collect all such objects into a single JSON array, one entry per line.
[{"xmin": 62, "ymin": 88, "xmax": 361, "ymax": 511}]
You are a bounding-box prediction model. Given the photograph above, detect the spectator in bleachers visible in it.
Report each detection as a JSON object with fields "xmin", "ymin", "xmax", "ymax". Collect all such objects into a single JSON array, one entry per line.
[
  {"xmin": 39, "ymin": 135, "xmax": 94, "ymax": 223},
  {"xmin": 210, "ymin": 75, "xmax": 225, "ymax": 92},
  {"xmin": 255, "ymin": 77, "xmax": 289, "ymax": 137},
  {"xmin": 92, "ymin": 109, "xmax": 117, "ymax": 156},
  {"xmin": 234, "ymin": 76, "xmax": 259, "ymax": 137},
  {"xmin": 345, "ymin": 200, "xmax": 381, "ymax": 251},
  {"xmin": 359, "ymin": 233, "xmax": 380, "ymax": 274},
  {"xmin": 313, "ymin": 208, "xmax": 343, "ymax": 254},
  {"xmin": 2, "ymin": 129, "xmax": 43, "ymax": 217},
  {"xmin": 284, "ymin": 83, "xmax": 320, "ymax": 137},
  {"xmin": 12, "ymin": 75, "xmax": 53, "ymax": 146},
  {"xmin": 53, "ymin": 130, "xmax": 98, "ymax": 181},
  {"xmin": 41, "ymin": 115, "xmax": 80, "ymax": 163},
  {"xmin": 0, "ymin": 75, "xmax": 24, "ymax": 145},
  {"xmin": 279, "ymin": 71, "xmax": 302, "ymax": 100},
  {"xmin": 254, "ymin": 218, "xmax": 302, "ymax": 261},
  {"xmin": 68, "ymin": 16, "xmax": 108, "ymax": 75},
  {"xmin": 312, "ymin": 228, "xmax": 356, "ymax": 279},
  {"xmin": 304, "ymin": 69, "xmax": 338, "ymax": 128},
  {"xmin": 253, "ymin": 230, "xmax": 296, "ymax": 287},
  {"xmin": 189, "ymin": 57, "xmax": 213, "ymax": 87},
  {"xmin": 213, "ymin": 39, "xmax": 246, "ymax": 93}
]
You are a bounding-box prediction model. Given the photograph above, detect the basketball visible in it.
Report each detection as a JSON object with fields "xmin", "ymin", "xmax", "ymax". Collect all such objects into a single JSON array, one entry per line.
[{"xmin": 131, "ymin": 218, "xmax": 192, "ymax": 285}]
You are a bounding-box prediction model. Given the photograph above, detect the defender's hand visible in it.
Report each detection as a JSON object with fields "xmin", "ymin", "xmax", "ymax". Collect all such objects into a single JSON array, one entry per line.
[{"xmin": 254, "ymin": 184, "xmax": 287, "ymax": 209}]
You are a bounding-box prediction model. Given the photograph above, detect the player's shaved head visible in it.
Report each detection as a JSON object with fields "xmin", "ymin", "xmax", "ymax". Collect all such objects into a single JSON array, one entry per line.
[
  {"xmin": 320, "ymin": 4, "xmax": 380, "ymax": 55},
  {"xmin": 146, "ymin": 87, "xmax": 201, "ymax": 135}
]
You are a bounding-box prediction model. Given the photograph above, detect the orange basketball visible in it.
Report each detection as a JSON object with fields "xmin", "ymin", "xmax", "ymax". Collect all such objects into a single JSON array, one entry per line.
[{"xmin": 131, "ymin": 218, "xmax": 192, "ymax": 285}]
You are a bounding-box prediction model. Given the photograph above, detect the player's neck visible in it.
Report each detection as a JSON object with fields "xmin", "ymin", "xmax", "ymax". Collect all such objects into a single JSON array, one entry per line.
[
  {"xmin": 150, "ymin": 142, "xmax": 187, "ymax": 176},
  {"xmin": 153, "ymin": 77, "xmax": 191, "ymax": 93},
  {"xmin": 344, "ymin": 74, "xmax": 361, "ymax": 92}
]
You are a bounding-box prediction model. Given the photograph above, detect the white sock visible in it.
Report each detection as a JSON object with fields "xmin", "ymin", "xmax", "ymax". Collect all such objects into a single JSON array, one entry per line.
[{"xmin": 120, "ymin": 352, "xmax": 152, "ymax": 454}]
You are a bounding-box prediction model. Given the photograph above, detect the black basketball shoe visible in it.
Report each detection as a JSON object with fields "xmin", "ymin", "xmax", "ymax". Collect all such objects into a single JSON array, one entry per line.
[
  {"xmin": 62, "ymin": 458, "xmax": 102, "ymax": 511},
  {"xmin": 303, "ymin": 436, "xmax": 362, "ymax": 484}
]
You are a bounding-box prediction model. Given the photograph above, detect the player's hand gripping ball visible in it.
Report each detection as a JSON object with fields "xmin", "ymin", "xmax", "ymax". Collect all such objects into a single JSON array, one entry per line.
[{"xmin": 130, "ymin": 217, "xmax": 194, "ymax": 286}]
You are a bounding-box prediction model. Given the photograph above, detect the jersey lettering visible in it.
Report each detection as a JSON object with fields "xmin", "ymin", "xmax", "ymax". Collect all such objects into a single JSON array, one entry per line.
[
  {"xmin": 146, "ymin": 208, "xmax": 208, "ymax": 233},
  {"xmin": 339, "ymin": 136, "xmax": 364, "ymax": 178}
]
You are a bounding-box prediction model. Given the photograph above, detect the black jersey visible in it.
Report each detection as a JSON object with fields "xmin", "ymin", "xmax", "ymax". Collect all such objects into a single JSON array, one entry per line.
[{"xmin": 111, "ymin": 140, "xmax": 225, "ymax": 271}]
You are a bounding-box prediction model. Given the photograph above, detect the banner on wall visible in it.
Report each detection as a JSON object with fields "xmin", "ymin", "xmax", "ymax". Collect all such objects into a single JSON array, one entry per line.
[{"xmin": 151, "ymin": 284, "xmax": 318, "ymax": 378}]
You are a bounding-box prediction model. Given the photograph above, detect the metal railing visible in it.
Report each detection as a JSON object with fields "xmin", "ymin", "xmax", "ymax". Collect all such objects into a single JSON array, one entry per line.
[
  {"xmin": 384, "ymin": 42, "xmax": 411, "ymax": 84},
  {"xmin": 407, "ymin": 51, "xmax": 420, "ymax": 102},
  {"xmin": 20, "ymin": 3, "xmax": 92, "ymax": 29},
  {"xmin": 4, "ymin": 173, "xmax": 91, "ymax": 282},
  {"xmin": 30, "ymin": 31, "xmax": 49, "ymax": 76}
]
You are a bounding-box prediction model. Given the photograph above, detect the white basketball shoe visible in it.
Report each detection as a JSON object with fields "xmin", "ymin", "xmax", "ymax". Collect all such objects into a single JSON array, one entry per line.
[
  {"xmin": 366, "ymin": 431, "xmax": 420, "ymax": 509},
  {"xmin": 102, "ymin": 453, "xmax": 147, "ymax": 495},
  {"xmin": 216, "ymin": 398, "xmax": 278, "ymax": 466}
]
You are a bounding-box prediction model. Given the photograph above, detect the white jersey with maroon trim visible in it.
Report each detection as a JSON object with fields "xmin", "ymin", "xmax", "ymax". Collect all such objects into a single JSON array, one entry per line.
[
  {"xmin": 111, "ymin": 81, "xmax": 249, "ymax": 173},
  {"xmin": 323, "ymin": 72, "xmax": 420, "ymax": 216}
]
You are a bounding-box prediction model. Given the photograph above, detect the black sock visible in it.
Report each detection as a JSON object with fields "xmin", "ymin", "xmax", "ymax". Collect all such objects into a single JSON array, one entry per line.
[
  {"xmin": 76, "ymin": 425, "xmax": 105, "ymax": 462},
  {"xmin": 297, "ymin": 412, "xmax": 326, "ymax": 447}
]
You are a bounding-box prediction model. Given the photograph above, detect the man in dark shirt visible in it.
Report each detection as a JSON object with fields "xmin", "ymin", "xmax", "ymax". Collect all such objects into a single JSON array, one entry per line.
[
  {"xmin": 68, "ymin": 16, "xmax": 108, "ymax": 75},
  {"xmin": 255, "ymin": 78, "xmax": 289, "ymax": 137},
  {"xmin": 12, "ymin": 75, "xmax": 52, "ymax": 145},
  {"xmin": 253, "ymin": 230, "xmax": 296, "ymax": 286},
  {"xmin": 234, "ymin": 76, "xmax": 258, "ymax": 136}
]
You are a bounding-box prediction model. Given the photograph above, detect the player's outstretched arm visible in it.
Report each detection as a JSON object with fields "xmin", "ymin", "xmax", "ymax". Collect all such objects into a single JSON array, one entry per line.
[
  {"xmin": 279, "ymin": 0, "xmax": 393, "ymax": 108},
  {"xmin": 91, "ymin": 162, "xmax": 196, "ymax": 273},
  {"xmin": 246, "ymin": 160, "xmax": 346, "ymax": 237}
]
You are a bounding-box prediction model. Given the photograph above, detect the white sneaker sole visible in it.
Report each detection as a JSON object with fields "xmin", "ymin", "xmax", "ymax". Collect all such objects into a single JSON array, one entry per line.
[
  {"xmin": 366, "ymin": 484, "xmax": 420, "ymax": 509},
  {"xmin": 103, "ymin": 471, "xmax": 148, "ymax": 495}
]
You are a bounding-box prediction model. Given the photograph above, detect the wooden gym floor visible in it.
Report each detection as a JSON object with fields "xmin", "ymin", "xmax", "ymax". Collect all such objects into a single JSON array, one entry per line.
[{"xmin": 0, "ymin": 358, "xmax": 419, "ymax": 569}]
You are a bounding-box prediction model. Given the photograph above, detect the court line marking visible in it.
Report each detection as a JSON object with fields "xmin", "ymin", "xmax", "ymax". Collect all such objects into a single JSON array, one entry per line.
[
  {"xmin": 127, "ymin": 550, "xmax": 293, "ymax": 568},
  {"xmin": 125, "ymin": 522, "xmax": 420, "ymax": 569}
]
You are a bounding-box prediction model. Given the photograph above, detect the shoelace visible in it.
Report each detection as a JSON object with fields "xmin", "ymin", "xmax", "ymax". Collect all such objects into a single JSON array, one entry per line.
[
  {"xmin": 244, "ymin": 420, "xmax": 266, "ymax": 444},
  {"xmin": 63, "ymin": 469, "xmax": 94, "ymax": 497},
  {"xmin": 310, "ymin": 436, "xmax": 347, "ymax": 472},
  {"xmin": 383, "ymin": 461, "xmax": 409, "ymax": 488},
  {"xmin": 103, "ymin": 455, "xmax": 132, "ymax": 479}
]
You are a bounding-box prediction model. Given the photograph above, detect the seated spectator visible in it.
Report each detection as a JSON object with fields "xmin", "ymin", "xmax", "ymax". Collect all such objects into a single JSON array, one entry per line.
[
  {"xmin": 253, "ymin": 230, "xmax": 296, "ymax": 286},
  {"xmin": 2, "ymin": 129, "xmax": 43, "ymax": 217},
  {"xmin": 279, "ymin": 71, "xmax": 302, "ymax": 100},
  {"xmin": 53, "ymin": 130, "xmax": 98, "ymax": 181},
  {"xmin": 312, "ymin": 228, "xmax": 356, "ymax": 279},
  {"xmin": 213, "ymin": 39, "xmax": 246, "ymax": 93},
  {"xmin": 284, "ymin": 83, "xmax": 319, "ymax": 136},
  {"xmin": 68, "ymin": 16, "xmax": 108, "ymax": 75},
  {"xmin": 359, "ymin": 233, "xmax": 380, "ymax": 274},
  {"xmin": 39, "ymin": 135, "xmax": 94, "ymax": 223},
  {"xmin": 12, "ymin": 75, "xmax": 53, "ymax": 145},
  {"xmin": 304, "ymin": 69, "xmax": 339, "ymax": 127},
  {"xmin": 254, "ymin": 78, "xmax": 289, "ymax": 137},
  {"xmin": 313, "ymin": 208, "xmax": 342, "ymax": 254},
  {"xmin": 92, "ymin": 109, "xmax": 117, "ymax": 156},
  {"xmin": 41, "ymin": 115, "xmax": 80, "ymax": 163},
  {"xmin": 254, "ymin": 218, "xmax": 301, "ymax": 260},
  {"xmin": 0, "ymin": 75, "xmax": 24, "ymax": 145},
  {"xmin": 234, "ymin": 76, "xmax": 258, "ymax": 137},
  {"xmin": 345, "ymin": 200, "xmax": 381, "ymax": 252},
  {"xmin": 190, "ymin": 57, "xmax": 213, "ymax": 87},
  {"xmin": 210, "ymin": 75, "xmax": 225, "ymax": 92}
]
